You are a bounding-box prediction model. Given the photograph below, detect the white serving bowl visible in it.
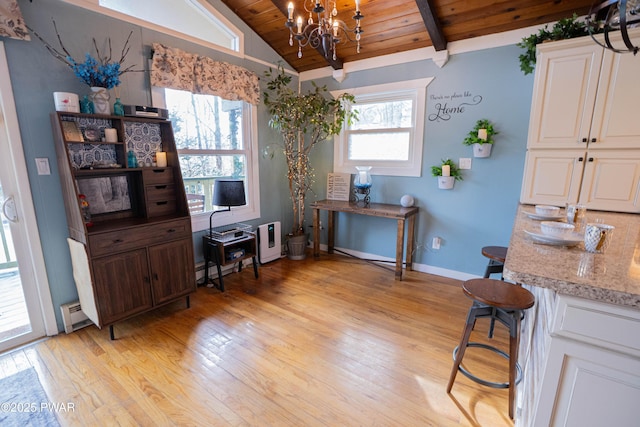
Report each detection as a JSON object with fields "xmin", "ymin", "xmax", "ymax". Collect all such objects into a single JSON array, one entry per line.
[
  {"xmin": 540, "ymin": 221, "xmax": 575, "ymax": 238},
  {"xmin": 535, "ymin": 205, "xmax": 561, "ymax": 217}
]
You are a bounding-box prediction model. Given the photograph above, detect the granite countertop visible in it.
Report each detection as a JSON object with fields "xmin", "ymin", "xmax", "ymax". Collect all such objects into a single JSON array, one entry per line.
[{"xmin": 503, "ymin": 204, "xmax": 640, "ymax": 309}]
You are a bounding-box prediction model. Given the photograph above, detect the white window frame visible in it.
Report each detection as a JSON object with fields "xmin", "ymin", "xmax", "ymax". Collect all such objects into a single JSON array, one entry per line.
[
  {"xmin": 152, "ymin": 87, "xmax": 260, "ymax": 232},
  {"xmin": 61, "ymin": 0, "xmax": 243, "ymax": 57},
  {"xmin": 332, "ymin": 78, "xmax": 433, "ymax": 177}
]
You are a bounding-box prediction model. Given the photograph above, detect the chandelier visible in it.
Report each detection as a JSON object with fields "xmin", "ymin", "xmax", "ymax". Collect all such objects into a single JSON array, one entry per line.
[
  {"xmin": 286, "ymin": 1, "xmax": 364, "ymax": 60},
  {"xmin": 587, "ymin": 0, "xmax": 640, "ymax": 54}
]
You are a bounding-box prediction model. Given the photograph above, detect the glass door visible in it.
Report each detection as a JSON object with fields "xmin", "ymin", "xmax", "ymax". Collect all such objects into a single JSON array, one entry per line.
[{"xmin": 0, "ymin": 42, "xmax": 55, "ymax": 352}]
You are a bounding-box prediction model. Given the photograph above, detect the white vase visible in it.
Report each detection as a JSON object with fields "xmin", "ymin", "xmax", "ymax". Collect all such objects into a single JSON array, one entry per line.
[
  {"xmin": 90, "ymin": 86, "xmax": 110, "ymax": 115},
  {"xmin": 438, "ymin": 176, "xmax": 455, "ymax": 190},
  {"xmin": 473, "ymin": 143, "xmax": 492, "ymax": 158}
]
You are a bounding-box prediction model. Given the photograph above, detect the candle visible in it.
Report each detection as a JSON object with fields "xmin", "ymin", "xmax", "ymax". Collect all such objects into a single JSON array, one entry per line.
[
  {"xmin": 442, "ymin": 165, "xmax": 451, "ymax": 177},
  {"xmin": 287, "ymin": 2, "xmax": 294, "ymax": 20},
  {"xmin": 104, "ymin": 128, "xmax": 118, "ymax": 142},
  {"xmin": 296, "ymin": 16, "xmax": 303, "ymax": 33},
  {"xmin": 333, "ymin": 20, "xmax": 339, "ymax": 37},
  {"xmin": 478, "ymin": 128, "xmax": 488, "ymax": 141},
  {"xmin": 156, "ymin": 151, "xmax": 167, "ymax": 167}
]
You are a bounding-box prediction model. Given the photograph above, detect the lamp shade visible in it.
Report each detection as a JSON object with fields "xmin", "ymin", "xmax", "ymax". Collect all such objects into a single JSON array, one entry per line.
[{"xmin": 212, "ymin": 180, "xmax": 246, "ymax": 207}]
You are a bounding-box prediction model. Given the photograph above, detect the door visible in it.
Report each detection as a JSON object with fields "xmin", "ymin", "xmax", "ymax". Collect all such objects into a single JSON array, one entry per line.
[
  {"xmin": 0, "ymin": 42, "xmax": 56, "ymax": 351},
  {"xmin": 579, "ymin": 150, "xmax": 640, "ymax": 213},
  {"xmin": 527, "ymin": 38, "xmax": 603, "ymax": 149},
  {"xmin": 520, "ymin": 149, "xmax": 586, "ymax": 206}
]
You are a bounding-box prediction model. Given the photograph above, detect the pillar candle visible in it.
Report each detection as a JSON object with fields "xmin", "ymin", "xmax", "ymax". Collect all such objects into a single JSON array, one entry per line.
[
  {"xmin": 442, "ymin": 165, "xmax": 451, "ymax": 177},
  {"xmin": 478, "ymin": 128, "xmax": 488, "ymax": 141},
  {"xmin": 156, "ymin": 151, "xmax": 167, "ymax": 167},
  {"xmin": 104, "ymin": 128, "xmax": 118, "ymax": 142}
]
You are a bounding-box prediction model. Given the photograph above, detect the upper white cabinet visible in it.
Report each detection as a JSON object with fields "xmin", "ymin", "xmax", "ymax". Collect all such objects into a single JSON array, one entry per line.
[
  {"xmin": 527, "ymin": 39, "xmax": 603, "ymax": 149},
  {"xmin": 528, "ymin": 30, "xmax": 640, "ymax": 150},
  {"xmin": 522, "ymin": 29, "xmax": 640, "ymax": 212}
]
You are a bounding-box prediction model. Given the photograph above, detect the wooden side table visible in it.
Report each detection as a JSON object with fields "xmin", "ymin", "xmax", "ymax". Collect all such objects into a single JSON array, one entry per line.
[
  {"xmin": 310, "ymin": 199, "xmax": 419, "ymax": 280},
  {"xmin": 203, "ymin": 234, "xmax": 258, "ymax": 291}
]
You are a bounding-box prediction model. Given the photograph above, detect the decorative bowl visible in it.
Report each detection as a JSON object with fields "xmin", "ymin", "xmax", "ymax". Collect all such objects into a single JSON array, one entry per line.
[
  {"xmin": 535, "ymin": 205, "xmax": 561, "ymax": 217},
  {"xmin": 540, "ymin": 221, "xmax": 575, "ymax": 238}
]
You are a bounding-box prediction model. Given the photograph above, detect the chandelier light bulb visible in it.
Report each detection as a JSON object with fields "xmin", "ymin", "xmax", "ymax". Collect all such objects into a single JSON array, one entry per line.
[{"xmin": 287, "ymin": 2, "xmax": 294, "ymax": 20}]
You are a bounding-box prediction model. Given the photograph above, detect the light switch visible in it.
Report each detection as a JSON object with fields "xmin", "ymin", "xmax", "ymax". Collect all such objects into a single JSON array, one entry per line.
[
  {"xmin": 459, "ymin": 158, "xmax": 472, "ymax": 170},
  {"xmin": 35, "ymin": 158, "xmax": 51, "ymax": 175}
]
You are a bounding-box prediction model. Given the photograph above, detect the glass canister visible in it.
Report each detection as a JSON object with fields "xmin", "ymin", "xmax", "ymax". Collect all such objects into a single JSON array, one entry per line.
[
  {"xmin": 354, "ymin": 166, "xmax": 372, "ymax": 191},
  {"xmin": 566, "ymin": 203, "xmax": 587, "ymax": 232}
]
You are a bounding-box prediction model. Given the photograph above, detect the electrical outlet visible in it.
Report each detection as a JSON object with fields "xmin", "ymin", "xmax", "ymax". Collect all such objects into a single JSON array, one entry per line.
[
  {"xmin": 432, "ymin": 236, "xmax": 441, "ymax": 250},
  {"xmin": 459, "ymin": 158, "xmax": 472, "ymax": 169}
]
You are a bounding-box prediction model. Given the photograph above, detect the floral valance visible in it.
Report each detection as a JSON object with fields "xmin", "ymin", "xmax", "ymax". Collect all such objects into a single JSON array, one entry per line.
[
  {"xmin": 0, "ymin": 0, "xmax": 30, "ymax": 41},
  {"xmin": 151, "ymin": 43, "xmax": 260, "ymax": 105}
]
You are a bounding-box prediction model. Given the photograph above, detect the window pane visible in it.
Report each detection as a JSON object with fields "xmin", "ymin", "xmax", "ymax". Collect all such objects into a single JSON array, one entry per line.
[
  {"xmin": 351, "ymin": 100, "xmax": 413, "ymax": 130},
  {"xmin": 348, "ymin": 133, "xmax": 410, "ymax": 161},
  {"xmin": 180, "ymin": 154, "xmax": 246, "ymax": 212},
  {"xmin": 166, "ymin": 89, "xmax": 244, "ymax": 150}
]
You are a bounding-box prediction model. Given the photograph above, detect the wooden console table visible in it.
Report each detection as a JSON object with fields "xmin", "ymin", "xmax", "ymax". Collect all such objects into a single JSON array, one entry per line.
[{"xmin": 310, "ymin": 200, "xmax": 419, "ymax": 280}]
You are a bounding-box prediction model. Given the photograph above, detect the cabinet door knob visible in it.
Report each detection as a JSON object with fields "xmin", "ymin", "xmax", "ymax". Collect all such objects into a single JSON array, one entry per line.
[
  {"xmin": 588, "ymin": 157, "xmax": 594, "ymax": 162},
  {"xmin": 582, "ymin": 138, "xmax": 588, "ymax": 143},
  {"xmin": 154, "ymin": 273, "xmax": 159, "ymax": 281},
  {"xmin": 578, "ymin": 157, "xmax": 584, "ymax": 162},
  {"xmin": 591, "ymin": 138, "xmax": 596, "ymax": 143}
]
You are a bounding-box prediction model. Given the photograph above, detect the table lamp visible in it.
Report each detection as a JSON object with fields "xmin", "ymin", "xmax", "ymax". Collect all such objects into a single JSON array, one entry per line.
[{"xmin": 209, "ymin": 179, "xmax": 246, "ymax": 236}]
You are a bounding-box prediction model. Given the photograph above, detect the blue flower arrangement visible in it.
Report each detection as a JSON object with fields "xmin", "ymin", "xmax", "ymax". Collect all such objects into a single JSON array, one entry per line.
[
  {"xmin": 28, "ymin": 21, "xmax": 137, "ymax": 89},
  {"xmin": 68, "ymin": 53, "xmax": 123, "ymax": 89}
]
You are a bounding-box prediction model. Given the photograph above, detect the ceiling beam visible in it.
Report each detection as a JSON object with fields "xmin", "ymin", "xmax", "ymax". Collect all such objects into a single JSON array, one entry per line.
[
  {"xmin": 270, "ymin": 0, "xmax": 344, "ymax": 70},
  {"xmin": 414, "ymin": 0, "xmax": 447, "ymax": 51}
]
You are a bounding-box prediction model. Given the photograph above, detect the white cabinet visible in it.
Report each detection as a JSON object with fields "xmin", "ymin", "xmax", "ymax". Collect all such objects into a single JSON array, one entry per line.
[
  {"xmin": 521, "ymin": 149, "xmax": 640, "ymax": 211},
  {"xmin": 532, "ymin": 295, "xmax": 640, "ymax": 427},
  {"xmin": 521, "ymin": 29, "xmax": 640, "ymax": 212}
]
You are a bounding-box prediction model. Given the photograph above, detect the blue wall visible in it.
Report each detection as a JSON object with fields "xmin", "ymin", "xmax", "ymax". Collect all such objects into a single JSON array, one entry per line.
[
  {"xmin": 6, "ymin": 0, "xmax": 534, "ymax": 332},
  {"xmin": 308, "ymin": 47, "xmax": 534, "ymax": 276}
]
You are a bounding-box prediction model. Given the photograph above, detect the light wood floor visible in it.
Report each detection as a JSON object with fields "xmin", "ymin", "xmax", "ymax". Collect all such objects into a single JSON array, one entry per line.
[{"xmin": 0, "ymin": 253, "xmax": 515, "ymax": 426}]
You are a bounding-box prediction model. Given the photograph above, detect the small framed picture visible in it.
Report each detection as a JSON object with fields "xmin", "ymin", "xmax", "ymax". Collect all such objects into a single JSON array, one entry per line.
[
  {"xmin": 61, "ymin": 121, "xmax": 84, "ymax": 142},
  {"xmin": 83, "ymin": 126, "xmax": 101, "ymax": 142}
]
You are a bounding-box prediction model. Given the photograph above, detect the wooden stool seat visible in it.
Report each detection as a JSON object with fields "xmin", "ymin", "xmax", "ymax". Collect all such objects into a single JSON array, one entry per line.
[
  {"xmin": 463, "ymin": 278, "xmax": 534, "ymax": 311},
  {"xmin": 447, "ymin": 278, "xmax": 535, "ymax": 419},
  {"xmin": 482, "ymin": 245, "xmax": 508, "ymax": 279},
  {"xmin": 481, "ymin": 246, "xmax": 508, "ymax": 263}
]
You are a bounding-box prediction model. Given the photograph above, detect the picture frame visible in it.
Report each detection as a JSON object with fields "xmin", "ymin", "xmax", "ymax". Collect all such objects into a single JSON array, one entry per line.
[
  {"xmin": 61, "ymin": 120, "xmax": 84, "ymax": 142},
  {"xmin": 76, "ymin": 175, "xmax": 131, "ymax": 215}
]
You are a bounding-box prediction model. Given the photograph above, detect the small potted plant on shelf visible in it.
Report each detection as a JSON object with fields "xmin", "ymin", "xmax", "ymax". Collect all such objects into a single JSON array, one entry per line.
[
  {"xmin": 432, "ymin": 158, "xmax": 462, "ymax": 190},
  {"xmin": 462, "ymin": 119, "xmax": 498, "ymax": 158}
]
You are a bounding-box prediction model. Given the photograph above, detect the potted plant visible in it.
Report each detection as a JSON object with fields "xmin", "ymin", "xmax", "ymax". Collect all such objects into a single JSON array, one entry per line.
[
  {"xmin": 263, "ymin": 65, "xmax": 356, "ymax": 259},
  {"xmin": 462, "ymin": 119, "xmax": 498, "ymax": 158},
  {"xmin": 517, "ymin": 14, "xmax": 589, "ymax": 75},
  {"xmin": 431, "ymin": 158, "xmax": 462, "ymax": 190}
]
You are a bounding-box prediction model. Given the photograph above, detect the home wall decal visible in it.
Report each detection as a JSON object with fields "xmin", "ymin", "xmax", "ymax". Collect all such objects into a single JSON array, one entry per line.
[{"xmin": 428, "ymin": 91, "xmax": 483, "ymax": 122}]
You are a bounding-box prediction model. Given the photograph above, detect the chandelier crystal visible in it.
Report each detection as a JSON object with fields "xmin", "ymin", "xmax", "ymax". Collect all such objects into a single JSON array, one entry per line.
[
  {"xmin": 286, "ymin": 1, "xmax": 364, "ymax": 60},
  {"xmin": 587, "ymin": 0, "xmax": 640, "ymax": 54}
]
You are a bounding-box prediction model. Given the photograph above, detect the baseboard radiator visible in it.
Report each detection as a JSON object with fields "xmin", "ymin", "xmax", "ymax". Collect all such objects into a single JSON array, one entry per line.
[{"xmin": 60, "ymin": 301, "xmax": 92, "ymax": 334}]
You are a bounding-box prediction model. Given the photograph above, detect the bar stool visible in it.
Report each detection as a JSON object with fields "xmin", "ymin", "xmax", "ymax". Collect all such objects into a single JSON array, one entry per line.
[
  {"xmin": 446, "ymin": 278, "xmax": 535, "ymax": 419},
  {"xmin": 482, "ymin": 245, "xmax": 508, "ymax": 279}
]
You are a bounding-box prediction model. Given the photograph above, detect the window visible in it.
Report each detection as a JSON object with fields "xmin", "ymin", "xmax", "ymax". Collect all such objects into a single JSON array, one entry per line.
[
  {"xmin": 332, "ymin": 78, "xmax": 433, "ymax": 177},
  {"xmin": 90, "ymin": 0, "xmax": 242, "ymax": 53},
  {"xmin": 162, "ymin": 88, "xmax": 260, "ymax": 232}
]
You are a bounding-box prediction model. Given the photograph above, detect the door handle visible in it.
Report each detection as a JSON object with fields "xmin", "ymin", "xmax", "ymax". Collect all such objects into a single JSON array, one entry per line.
[{"xmin": 1, "ymin": 195, "xmax": 18, "ymax": 223}]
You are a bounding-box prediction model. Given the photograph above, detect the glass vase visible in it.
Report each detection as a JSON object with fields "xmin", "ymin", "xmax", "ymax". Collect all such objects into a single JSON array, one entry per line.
[{"xmin": 113, "ymin": 97, "xmax": 124, "ymax": 116}]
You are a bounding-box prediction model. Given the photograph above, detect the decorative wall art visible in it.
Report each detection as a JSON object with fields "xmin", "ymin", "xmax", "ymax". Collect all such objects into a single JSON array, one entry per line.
[{"xmin": 428, "ymin": 90, "xmax": 483, "ymax": 122}]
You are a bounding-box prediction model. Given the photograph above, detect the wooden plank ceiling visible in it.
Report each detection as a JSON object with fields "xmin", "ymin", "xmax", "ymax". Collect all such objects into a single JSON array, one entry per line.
[{"xmin": 219, "ymin": 0, "xmax": 596, "ymax": 72}]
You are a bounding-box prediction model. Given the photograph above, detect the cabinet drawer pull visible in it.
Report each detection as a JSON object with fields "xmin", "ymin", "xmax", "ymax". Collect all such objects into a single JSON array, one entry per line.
[
  {"xmin": 113, "ymin": 239, "xmax": 124, "ymax": 243},
  {"xmin": 156, "ymin": 201, "xmax": 168, "ymax": 206},
  {"xmin": 154, "ymin": 185, "xmax": 168, "ymax": 189},
  {"xmin": 154, "ymin": 273, "xmax": 159, "ymax": 281},
  {"xmin": 167, "ymin": 228, "xmax": 176, "ymax": 233},
  {"xmin": 152, "ymin": 169, "xmax": 166, "ymax": 173}
]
